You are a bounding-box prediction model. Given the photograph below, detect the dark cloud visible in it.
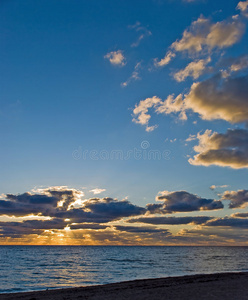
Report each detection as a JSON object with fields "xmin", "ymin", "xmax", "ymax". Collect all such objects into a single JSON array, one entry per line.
[
  {"xmin": 0, "ymin": 219, "xmax": 110, "ymax": 238},
  {"xmin": 189, "ymin": 129, "xmax": 248, "ymax": 169},
  {"xmin": 147, "ymin": 191, "xmax": 223, "ymax": 214},
  {"xmin": 53, "ymin": 209, "xmax": 115, "ymax": 224},
  {"xmin": 177, "ymin": 226, "xmax": 248, "ymax": 245},
  {"xmin": 231, "ymin": 212, "xmax": 248, "ymax": 218},
  {"xmin": 6, "ymin": 192, "xmax": 57, "ymax": 205},
  {"xmin": 53, "ymin": 198, "xmax": 146, "ymax": 224},
  {"xmin": 114, "ymin": 225, "xmax": 170, "ymax": 234},
  {"xmin": 0, "ymin": 219, "xmax": 68, "ymax": 237},
  {"xmin": 146, "ymin": 203, "xmax": 165, "ymax": 214},
  {"xmin": 83, "ymin": 197, "xmax": 146, "ymax": 218},
  {"xmin": 69, "ymin": 223, "xmax": 108, "ymax": 230},
  {"xmin": 0, "ymin": 188, "xmax": 82, "ymax": 217},
  {"xmin": 0, "ymin": 187, "xmax": 147, "ymax": 238},
  {"xmin": 206, "ymin": 217, "xmax": 248, "ymax": 228},
  {"xmin": 0, "ymin": 187, "xmax": 239, "ymax": 242},
  {"xmin": 221, "ymin": 189, "xmax": 248, "ymax": 208},
  {"xmin": 0, "ymin": 188, "xmax": 146, "ymax": 223},
  {"xmin": 0, "ymin": 199, "xmax": 44, "ymax": 217},
  {"xmin": 127, "ymin": 216, "xmax": 213, "ymax": 225}
]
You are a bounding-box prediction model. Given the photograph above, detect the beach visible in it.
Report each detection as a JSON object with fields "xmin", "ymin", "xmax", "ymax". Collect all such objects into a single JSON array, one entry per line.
[{"xmin": 0, "ymin": 272, "xmax": 247, "ymax": 300}]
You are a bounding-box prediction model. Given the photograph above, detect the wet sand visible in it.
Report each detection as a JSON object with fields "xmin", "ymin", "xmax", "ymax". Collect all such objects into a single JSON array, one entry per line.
[{"xmin": 0, "ymin": 272, "xmax": 247, "ymax": 300}]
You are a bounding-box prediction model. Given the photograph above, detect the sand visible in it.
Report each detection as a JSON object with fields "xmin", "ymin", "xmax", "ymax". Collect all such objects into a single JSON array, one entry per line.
[{"xmin": 0, "ymin": 272, "xmax": 247, "ymax": 300}]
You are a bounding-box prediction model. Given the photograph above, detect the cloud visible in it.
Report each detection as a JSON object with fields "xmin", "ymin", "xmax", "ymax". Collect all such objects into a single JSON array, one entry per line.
[
  {"xmin": 2, "ymin": 186, "xmax": 248, "ymax": 244},
  {"xmin": 229, "ymin": 55, "xmax": 248, "ymax": 72},
  {"xmin": 171, "ymin": 16, "xmax": 244, "ymax": 54},
  {"xmin": 0, "ymin": 187, "xmax": 83, "ymax": 217},
  {"xmin": 132, "ymin": 96, "xmax": 162, "ymax": 131},
  {"xmin": 79, "ymin": 197, "xmax": 146, "ymax": 221},
  {"xmin": 210, "ymin": 185, "xmax": 228, "ymax": 190},
  {"xmin": 189, "ymin": 129, "xmax": 248, "ymax": 169},
  {"xmin": 0, "ymin": 187, "xmax": 146, "ymax": 224},
  {"xmin": 216, "ymin": 55, "xmax": 248, "ymax": 75},
  {"xmin": 206, "ymin": 217, "xmax": 248, "ymax": 228},
  {"xmin": 155, "ymin": 94, "xmax": 186, "ymax": 119},
  {"xmin": 146, "ymin": 190, "xmax": 223, "ymax": 213},
  {"xmin": 154, "ymin": 51, "xmax": 176, "ymax": 67},
  {"xmin": 0, "ymin": 219, "xmax": 68, "ymax": 238},
  {"xmin": 127, "ymin": 216, "xmax": 213, "ymax": 225},
  {"xmin": 132, "ymin": 94, "xmax": 185, "ymax": 131},
  {"xmin": 177, "ymin": 225, "xmax": 248, "ymax": 245},
  {"xmin": 173, "ymin": 57, "xmax": 211, "ymax": 81},
  {"xmin": 49, "ymin": 199, "xmax": 146, "ymax": 224},
  {"xmin": 121, "ymin": 62, "xmax": 142, "ymax": 87},
  {"xmin": 184, "ymin": 74, "xmax": 248, "ymax": 123},
  {"xmin": 114, "ymin": 225, "xmax": 170, "ymax": 234},
  {"xmin": 104, "ymin": 50, "xmax": 126, "ymax": 66},
  {"xmin": 69, "ymin": 223, "xmax": 108, "ymax": 230},
  {"xmin": 231, "ymin": 212, "xmax": 248, "ymax": 218},
  {"xmin": 129, "ymin": 22, "xmax": 152, "ymax": 47},
  {"xmin": 89, "ymin": 188, "xmax": 106, "ymax": 195},
  {"xmin": 133, "ymin": 73, "xmax": 248, "ymax": 130},
  {"xmin": 221, "ymin": 189, "xmax": 248, "ymax": 208},
  {"xmin": 0, "ymin": 220, "xmax": 108, "ymax": 240},
  {"xmin": 185, "ymin": 134, "xmax": 197, "ymax": 142},
  {"xmin": 154, "ymin": 15, "xmax": 245, "ymax": 67},
  {"xmin": 237, "ymin": 0, "xmax": 248, "ymax": 17}
]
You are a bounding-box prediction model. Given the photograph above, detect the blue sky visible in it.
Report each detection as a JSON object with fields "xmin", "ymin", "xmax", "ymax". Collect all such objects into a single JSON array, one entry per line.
[{"xmin": 1, "ymin": 0, "xmax": 248, "ymax": 245}]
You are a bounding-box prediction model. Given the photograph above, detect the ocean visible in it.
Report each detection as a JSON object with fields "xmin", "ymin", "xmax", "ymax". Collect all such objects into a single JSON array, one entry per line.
[{"xmin": 0, "ymin": 246, "xmax": 248, "ymax": 293}]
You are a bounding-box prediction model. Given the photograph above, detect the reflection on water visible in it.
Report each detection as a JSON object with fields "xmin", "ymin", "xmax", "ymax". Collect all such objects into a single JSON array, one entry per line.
[{"xmin": 0, "ymin": 246, "xmax": 248, "ymax": 293}]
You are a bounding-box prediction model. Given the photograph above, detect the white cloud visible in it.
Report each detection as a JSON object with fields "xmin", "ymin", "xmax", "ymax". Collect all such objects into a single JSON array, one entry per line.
[
  {"xmin": 205, "ymin": 20, "xmax": 244, "ymax": 48},
  {"xmin": 155, "ymin": 94, "xmax": 186, "ymax": 120},
  {"xmin": 210, "ymin": 185, "xmax": 228, "ymax": 190},
  {"xmin": 132, "ymin": 94, "xmax": 186, "ymax": 131},
  {"xmin": 104, "ymin": 50, "xmax": 126, "ymax": 66},
  {"xmin": 133, "ymin": 72, "xmax": 248, "ymax": 131},
  {"xmin": 237, "ymin": 0, "xmax": 248, "ymax": 17},
  {"xmin": 185, "ymin": 134, "xmax": 197, "ymax": 142},
  {"xmin": 132, "ymin": 96, "xmax": 162, "ymax": 131},
  {"xmin": 171, "ymin": 16, "xmax": 244, "ymax": 54},
  {"xmin": 89, "ymin": 188, "xmax": 106, "ymax": 195},
  {"xmin": 129, "ymin": 22, "xmax": 152, "ymax": 48},
  {"xmin": 155, "ymin": 15, "xmax": 245, "ymax": 66},
  {"xmin": 230, "ymin": 55, "xmax": 248, "ymax": 72},
  {"xmin": 173, "ymin": 57, "xmax": 211, "ymax": 81},
  {"xmin": 121, "ymin": 62, "xmax": 142, "ymax": 87},
  {"xmin": 154, "ymin": 51, "xmax": 176, "ymax": 67}
]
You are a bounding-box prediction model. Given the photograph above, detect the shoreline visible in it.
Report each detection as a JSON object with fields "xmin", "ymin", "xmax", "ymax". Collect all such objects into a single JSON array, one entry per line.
[{"xmin": 0, "ymin": 272, "xmax": 248, "ymax": 300}]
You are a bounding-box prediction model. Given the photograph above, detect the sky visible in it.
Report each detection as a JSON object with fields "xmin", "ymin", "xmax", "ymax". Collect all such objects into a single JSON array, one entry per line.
[{"xmin": 1, "ymin": 0, "xmax": 248, "ymax": 245}]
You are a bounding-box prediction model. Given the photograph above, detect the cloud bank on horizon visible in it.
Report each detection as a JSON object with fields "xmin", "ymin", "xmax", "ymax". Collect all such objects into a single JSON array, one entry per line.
[{"xmin": 1, "ymin": 186, "xmax": 248, "ymax": 245}]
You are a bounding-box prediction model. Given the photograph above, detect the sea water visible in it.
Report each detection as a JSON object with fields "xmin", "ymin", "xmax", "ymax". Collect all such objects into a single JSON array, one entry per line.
[{"xmin": 0, "ymin": 246, "xmax": 248, "ymax": 293}]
